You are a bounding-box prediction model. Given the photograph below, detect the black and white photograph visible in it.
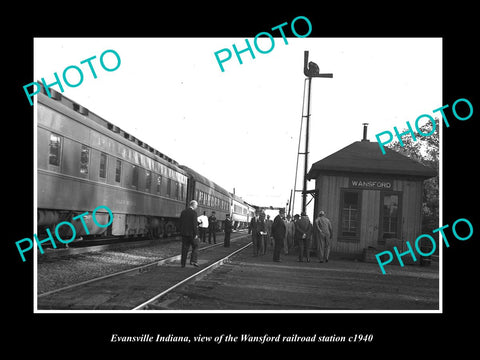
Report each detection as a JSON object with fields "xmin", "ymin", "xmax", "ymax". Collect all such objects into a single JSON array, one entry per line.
[
  {"xmin": 32, "ymin": 37, "xmax": 442, "ymax": 312},
  {"xmin": 7, "ymin": 6, "xmax": 479, "ymax": 354}
]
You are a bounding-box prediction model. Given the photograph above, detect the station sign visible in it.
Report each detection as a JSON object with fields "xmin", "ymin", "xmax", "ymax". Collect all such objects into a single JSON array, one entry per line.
[{"xmin": 349, "ymin": 177, "xmax": 392, "ymax": 190}]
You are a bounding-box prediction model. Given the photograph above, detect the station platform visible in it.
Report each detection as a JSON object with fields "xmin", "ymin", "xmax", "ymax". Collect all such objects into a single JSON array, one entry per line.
[{"xmin": 152, "ymin": 243, "xmax": 440, "ymax": 311}]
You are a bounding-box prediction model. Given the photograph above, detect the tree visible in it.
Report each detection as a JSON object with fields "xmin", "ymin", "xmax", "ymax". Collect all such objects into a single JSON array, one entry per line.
[{"xmin": 387, "ymin": 119, "xmax": 439, "ymax": 237}]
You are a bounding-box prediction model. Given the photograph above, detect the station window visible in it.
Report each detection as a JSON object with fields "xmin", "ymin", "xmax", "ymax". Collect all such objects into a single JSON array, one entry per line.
[
  {"xmin": 145, "ymin": 170, "xmax": 152, "ymax": 192},
  {"xmin": 99, "ymin": 152, "xmax": 107, "ymax": 179},
  {"xmin": 340, "ymin": 190, "xmax": 361, "ymax": 238},
  {"xmin": 80, "ymin": 145, "xmax": 89, "ymax": 174},
  {"xmin": 382, "ymin": 193, "xmax": 400, "ymax": 240},
  {"xmin": 48, "ymin": 133, "xmax": 62, "ymax": 166},
  {"xmin": 115, "ymin": 159, "xmax": 122, "ymax": 183}
]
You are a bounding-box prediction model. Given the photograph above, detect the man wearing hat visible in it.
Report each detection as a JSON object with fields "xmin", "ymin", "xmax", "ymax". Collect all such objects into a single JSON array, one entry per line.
[
  {"xmin": 271, "ymin": 208, "xmax": 287, "ymax": 262},
  {"xmin": 295, "ymin": 212, "xmax": 313, "ymax": 262},
  {"xmin": 314, "ymin": 210, "xmax": 333, "ymax": 262},
  {"xmin": 224, "ymin": 213, "xmax": 233, "ymax": 247}
]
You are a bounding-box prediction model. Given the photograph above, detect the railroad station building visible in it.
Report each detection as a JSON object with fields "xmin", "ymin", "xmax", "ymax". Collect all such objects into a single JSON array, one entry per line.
[{"xmin": 306, "ymin": 135, "xmax": 437, "ymax": 260}]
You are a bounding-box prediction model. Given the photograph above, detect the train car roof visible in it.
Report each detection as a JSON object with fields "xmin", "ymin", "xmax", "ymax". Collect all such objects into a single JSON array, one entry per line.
[
  {"xmin": 38, "ymin": 87, "xmax": 186, "ymax": 173},
  {"xmin": 230, "ymin": 192, "xmax": 247, "ymax": 204},
  {"xmin": 179, "ymin": 165, "xmax": 231, "ymax": 197}
]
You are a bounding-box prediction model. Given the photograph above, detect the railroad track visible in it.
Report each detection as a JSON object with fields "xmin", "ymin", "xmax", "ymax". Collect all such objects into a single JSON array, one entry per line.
[
  {"xmin": 37, "ymin": 234, "xmax": 251, "ymax": 310},
  {"xmin": 133, "ymin": 241, "xmax": 251, "ymax": 310},
  {"xmin": 39, "ymin": 234, "xmax": 182, "ymax": 260}
]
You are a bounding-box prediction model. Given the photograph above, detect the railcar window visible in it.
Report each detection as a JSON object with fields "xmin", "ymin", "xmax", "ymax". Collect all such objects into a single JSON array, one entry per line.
[
  {"xmin": 180, "ymin": 183, "xmax": 185, "ymax": 200},
  {"xmin": 48, "ymin": 133, "xmax": 62, "ymax": 166},
  {"xmin": 80, "ymin": 145, "xmax": 89, "ymax": 174},
  {"xmin": 115, "ymin": 159, "xmax": 122, "ymax": 183},
  {"xmin": 99, "ymin": 152, "xmax": 107, "ymax": 179},
  {"xmin": 145, "ymin": 170, "xmax": 152, "ymax": 192},
  {"xmin": 167, "ymin": 178, "xmax": 172, "ymax": 197},
  {"xmin": 175, "ymin": 181, "xmax": 180, "ymax": 199},
  {"xmin": 156, "ymin": 175, "xmax": 162, "ymax": 194},
  {"xmin": 132, "ymin": 165, "xmax": 138, "ymax": 189}
]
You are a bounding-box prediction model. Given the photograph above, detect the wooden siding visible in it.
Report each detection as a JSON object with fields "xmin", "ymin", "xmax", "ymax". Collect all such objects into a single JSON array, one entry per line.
[{"xmin": 314, "ymin": 174, "xmax": 424, "ymax": 257}]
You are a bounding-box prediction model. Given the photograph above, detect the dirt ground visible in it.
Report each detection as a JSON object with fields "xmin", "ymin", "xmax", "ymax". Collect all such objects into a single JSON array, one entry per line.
[{"xmin": 156, "ymin": 247, "xmax": 439, "ymax": 311}]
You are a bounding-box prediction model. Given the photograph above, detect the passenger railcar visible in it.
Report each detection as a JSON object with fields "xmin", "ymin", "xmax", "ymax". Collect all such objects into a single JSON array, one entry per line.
[
  {"xmin": 230, "ymin": 193, "xmax": 250, "ymax": 229},
  {"xmin": 245, "ymin": 202, "xmax": 256, "ymax": 224},
  {"xmin": 37, "ymin": 87, "xmax": 189, "ymax": 240},
  {"xmin": 179, "ymin": 165, "xmax": 231, "ymax": 230}
]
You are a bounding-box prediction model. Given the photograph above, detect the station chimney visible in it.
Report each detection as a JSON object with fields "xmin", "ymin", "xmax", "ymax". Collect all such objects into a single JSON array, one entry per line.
[{"xmin": 362, "ymin": 123, "xmax": 369, "ymax": 142}]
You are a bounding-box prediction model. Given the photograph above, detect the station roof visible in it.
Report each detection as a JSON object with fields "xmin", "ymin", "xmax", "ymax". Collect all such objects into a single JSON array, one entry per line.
[{"xmin": 307, "ymin": 140, "xmax": 437, "ymax": 180}]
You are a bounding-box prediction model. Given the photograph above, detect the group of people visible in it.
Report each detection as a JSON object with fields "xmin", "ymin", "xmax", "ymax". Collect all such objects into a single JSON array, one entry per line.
[
  {"xmin": 197, "ymin": 210, "xmax": 231, "ymax": 245},
  {"xmin": 178, "ymin": 199, "xmax": 333, "ymax": 268},
  {"xmin": 249, "ymin": 209, "xmax": 333, "ymax": 263},
  {"xmin": 178, "ymin": 200, "xmax": 233, "ymax": 267}
]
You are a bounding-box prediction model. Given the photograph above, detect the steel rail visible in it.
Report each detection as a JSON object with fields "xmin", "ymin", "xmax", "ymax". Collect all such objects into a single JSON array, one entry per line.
[
  {"xmin": 132, "ymin": 241, "xmax": 252, "ymax": 310},
  {"xmin": 38, "ymin": 235, "xmax": 249, "ymax": 298}
]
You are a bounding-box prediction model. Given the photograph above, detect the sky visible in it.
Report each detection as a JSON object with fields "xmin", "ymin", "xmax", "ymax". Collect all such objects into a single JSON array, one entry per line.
[{"xmin": 34, "ymin": 37, "xmax": 442, "ymax": 215}]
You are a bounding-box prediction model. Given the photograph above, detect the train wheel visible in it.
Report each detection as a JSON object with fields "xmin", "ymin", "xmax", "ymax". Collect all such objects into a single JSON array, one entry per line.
[
  {"xmin": 158, "ymin": 219, "xmax": 166, "ymax": 238},
  {"xmin": 148, "ymin": 217, "xmax": 161, "ymax": 239},
  {"xmin": 165, "ymin": 221, "xmax": 176, "ymax": 237}
]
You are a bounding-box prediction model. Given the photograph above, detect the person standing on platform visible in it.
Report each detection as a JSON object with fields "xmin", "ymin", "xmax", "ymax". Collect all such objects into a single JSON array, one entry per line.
[
  {"xmin": 197, "ymin": 211, "xmax": 209, "ymax": 243},
  {"xmin": 179, "ymin": 200, "xmax": 199, "ymax": 267},
  {"xmin": 265, "ymin": 214, "xmax": 273, "ymax": 251},
  {"xmin": 249, "ymin": 212, "xmax": 258, "ymax": 256},
  {"xmin": 272, "ymin": 209, "xmax": 286, "ymax": 262},
  {"xmin": 256, "ymin": 211, "xmax": 267, "ymax": 255},
  {"xmin": 293, "ymin": 214, "xmax": 300, "ymax": 254},
  {"xmin": 224, "ymin": 214, "xmax": 232, "ymax": 247},
  {"xmin": 314, "ymin": 210, "xmax": 333, "ymax": 263},
  {"xmin": 295, "ymin": 212, "xmax": 312, "ymax": 262},
  {"xmin": 208, "ymin": 211, "xmax": 217, "ymax": 244},
  {"xmin": 284, "ymin": 214, "xmax": 294, "ymax": 255}
]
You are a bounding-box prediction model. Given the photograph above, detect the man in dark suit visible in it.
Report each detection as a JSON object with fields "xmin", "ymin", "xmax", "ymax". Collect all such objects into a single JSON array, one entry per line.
[
  {"xmin": 224, "ymin": 214, "xmax": 232, "ymax": 247},
  {"xmin": 295, "ymin": 212, "xmax": 313, "ymax": 262},
  {"xmin": 249, "ymin": 213, "xmax": 259, "ymax": 256},
  {"xmin": 179, "ymin": 200, "xmax": 199, "ymax": 267},
  {"xmin": 208, "ymin": 211, "xmax": 217, "ymax": 244},
  {"xmin": 272, "ymin": 209, "xmax": 286, "ymax": 262}
]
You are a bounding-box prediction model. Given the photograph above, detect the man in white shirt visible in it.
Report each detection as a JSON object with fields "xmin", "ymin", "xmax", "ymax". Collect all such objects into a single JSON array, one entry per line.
[{"xmin": 197, "ymin": 211, "xmax": 209, "ymax": 243}]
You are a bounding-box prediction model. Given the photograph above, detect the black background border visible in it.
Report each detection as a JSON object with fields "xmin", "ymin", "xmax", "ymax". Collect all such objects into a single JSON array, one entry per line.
[{"xmin": 7, "ymin": 5, "xmax": 478, "ymax": 354}]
